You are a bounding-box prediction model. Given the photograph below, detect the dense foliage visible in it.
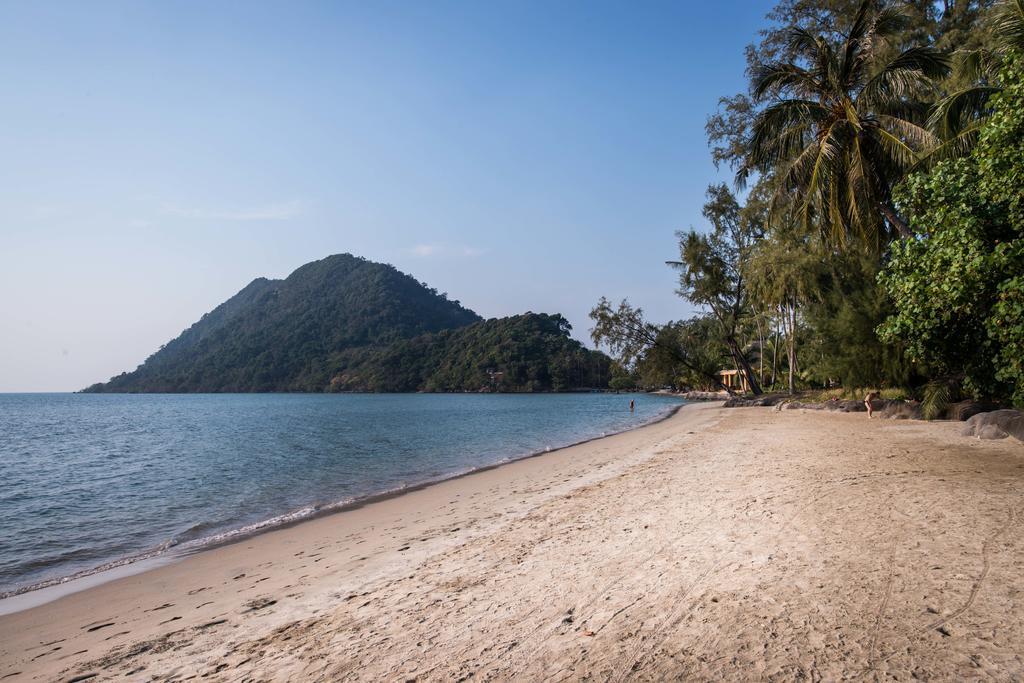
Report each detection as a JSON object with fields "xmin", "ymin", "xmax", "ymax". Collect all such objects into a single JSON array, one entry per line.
[
  {"xmin": 880, "ymin": 51, "xmax": 1024, "ymax": 403},
  {"xmin": 594, "ymin": 0, "xmax": 1023, "ymax": 406},
  {"xmin": 333, "ymin": 313, "xmax": 610, "ymax": 392},
  {"xmin": 85, "ymin": 254, "xmax": 609, "ymax": 393}
]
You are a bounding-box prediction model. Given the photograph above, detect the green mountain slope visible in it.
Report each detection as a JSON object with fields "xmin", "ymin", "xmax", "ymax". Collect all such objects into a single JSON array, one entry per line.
[
  {"xmin": 331, "ymin": 313, "xmax": 610, "ymax": 392},
  {"xmin": 83, "ymin": 254, "xmax": 609, "ymax": 393}
]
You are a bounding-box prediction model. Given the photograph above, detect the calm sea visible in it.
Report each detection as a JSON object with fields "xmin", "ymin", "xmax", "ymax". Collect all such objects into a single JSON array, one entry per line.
[{"xmin": 0, "ymin": 392, "xmax": 683, "ymax": 595}]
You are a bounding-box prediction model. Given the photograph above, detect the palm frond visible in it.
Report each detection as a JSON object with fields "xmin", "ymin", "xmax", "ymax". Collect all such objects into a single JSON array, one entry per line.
[
  {"xmin": 992, "ymin": 0, "xmax": 1024, "ymax": 52},
  {"xmin": 860, "ymin": 46, "xmax": 950, "ymax": 108},
  {"xmin": 748, "ymin": 100, "xmax": 828, "ymax": 169},
  {"xmin": 876, "ymin": 115, "xmax": 939, "ymax": 153},
  {"xmin": 841, "ymin": 0, "xmax": 874, "ymax": 87},
  {"xmin": 952, "ymin": 48, "xmax": 1001, "ymax": 84},
  {"xmin": 751, "ymin": 62, "xmax": 820, "ymax": 100},
  {"xmin": 912, "ymin": 121, "xmax": 986, "ymax": 170},
  {"xmin": 846, "ymin": 133, "xmax": 872, "ymax": 240},
  {"xmin": 785, "ymin": 27, "xmax": 821, "ymax": 61},
  {"xmin": 872, "ymin": 126, "xmax": 919, "ymax": 171},
  {"xmin": 921, "ymin": 380, "xmax": 952, "ymax": 420},
  {"xmin": 927, "ymin": 86, "xmax": 1000, "ymax": 139},
  {"xmin": 844, "ymin": 0, "xmax": 873, "ymax": 45},
  {"xmin": 870, "ymin": 5, "xmax": 911, "ymax": 41}
]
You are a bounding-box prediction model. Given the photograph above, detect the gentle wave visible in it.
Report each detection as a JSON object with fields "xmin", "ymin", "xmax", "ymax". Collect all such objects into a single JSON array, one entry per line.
[{"xmin": 0, "ymin": 393, "xmax": 685, "ymax": 597}]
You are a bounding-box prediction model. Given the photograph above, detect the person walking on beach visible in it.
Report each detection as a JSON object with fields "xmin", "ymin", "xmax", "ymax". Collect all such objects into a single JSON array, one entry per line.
[
  {"xmin": 629, "ymin": 399, "xmax": 635, "ymax": 413},
  {"xmin": 864, "ymin": 390, "xmax": 880, "ymax": 419}
]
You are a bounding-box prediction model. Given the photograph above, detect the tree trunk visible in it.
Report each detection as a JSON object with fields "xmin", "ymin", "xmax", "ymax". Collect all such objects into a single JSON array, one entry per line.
[
  {"xmin": 755, "ymin": 312, "xmax": 765, "ymax": 388},
  {"xmin": 880, "ymin": 202, "xmax": 913, "ymax": 239},
  {"xmin": 770, "ymin": 317, "xmax": 780, "ymax": 388},
  {"xmin": 725, "ymin": 336, "xmax": 763, "ymax": 395},
  {"xmin": 782, "ymin": 300, "xmax": 798, "ymax": 395}
]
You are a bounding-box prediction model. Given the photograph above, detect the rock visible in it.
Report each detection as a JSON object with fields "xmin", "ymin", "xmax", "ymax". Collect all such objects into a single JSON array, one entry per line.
[
  {"xmin": 945, "ymin": 400, "xmax": 1000, "ymax": 421},
  {"xmin": 682, "ymin": 390, "xmax": 730, "ymax": 401},
  {"xmin": 979, "ymin": 425, "xmax": 1010, "ymax": 440},
  {"xmin": 880, "ymin": 400, "xmax": 923, "ymax": 420},
  {"xmin": 780, "ymin": 401, "xmax": 823, "ymax": 411},
  {"xmin": 724, "ymin": 393, "xmax": 795, "ymax": 408},
  {"xmin": 962, "ymin": 409, "xmax": 1024, "ymax": 443}
]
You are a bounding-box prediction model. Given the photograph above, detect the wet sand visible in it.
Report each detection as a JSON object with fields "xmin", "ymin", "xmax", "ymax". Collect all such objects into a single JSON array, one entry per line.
[{"xmin": 2, "ymin": 402, "xmax": 1023, "ymax": 680}]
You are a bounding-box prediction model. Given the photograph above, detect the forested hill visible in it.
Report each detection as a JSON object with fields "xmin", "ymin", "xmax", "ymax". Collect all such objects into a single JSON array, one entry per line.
[
  {"xmin": 83, "ymin": 254, "xmax": 609, "ymax": 393},
  {"xmin": 330, "ymin": 313, "xmax": 611, "ymax": 392}
]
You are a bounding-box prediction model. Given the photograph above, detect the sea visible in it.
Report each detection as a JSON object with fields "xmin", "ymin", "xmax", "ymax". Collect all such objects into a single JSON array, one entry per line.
[{"xmin": 0, "ymin": 392, "xmax": 684, "ymax": 597}]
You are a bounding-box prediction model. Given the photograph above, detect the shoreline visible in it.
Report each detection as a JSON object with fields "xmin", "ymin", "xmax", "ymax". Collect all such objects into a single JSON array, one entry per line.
[
  {"xmin": 5, "ymin": 403, "xmax": 1023, "ymax": 680},
  {"xmin": 0, "ymin": 400, "xmax": 687, "ymax": 611}
]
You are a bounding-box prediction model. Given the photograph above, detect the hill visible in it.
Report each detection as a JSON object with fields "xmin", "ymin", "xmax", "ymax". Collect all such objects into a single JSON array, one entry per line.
[
  {"xmin": 331, "ymin": 313, "xmax": 610, "ymax": 392},
  {"xmin": 83, "ymin": 254, "xmax": 609, "ymax": 393}
]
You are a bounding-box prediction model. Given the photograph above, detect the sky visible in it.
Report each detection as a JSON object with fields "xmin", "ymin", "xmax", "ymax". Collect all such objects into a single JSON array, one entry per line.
[{"xmin": 0, "ymin": 1, "xmax": 769, "ymax": 392}]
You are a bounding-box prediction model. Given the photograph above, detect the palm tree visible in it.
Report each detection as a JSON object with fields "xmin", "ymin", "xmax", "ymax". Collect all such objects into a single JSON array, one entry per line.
[
  {"xmin": 744, "ymin": 0, "xmax": 949, "ymax": 244},
  {"xmin": 927, "ymin": 0, "xmax": 1024, "ymax": 162}
]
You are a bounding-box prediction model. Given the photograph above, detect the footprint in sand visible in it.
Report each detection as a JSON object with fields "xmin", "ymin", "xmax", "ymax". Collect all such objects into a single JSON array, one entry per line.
[
  {"xmin": 83, "ymin": 622, "xmax": 115, "ymax": 633},
  {"xmin": 144, "ymin": 603, "xmax": 174, "ymax": 612},
  {"xmin": 242, "ymin": 597, "xmax": 278, "ymax": 613},
  {"xmin": 197, "ymin": 619, "xmax": 228, "ymax": 629}
]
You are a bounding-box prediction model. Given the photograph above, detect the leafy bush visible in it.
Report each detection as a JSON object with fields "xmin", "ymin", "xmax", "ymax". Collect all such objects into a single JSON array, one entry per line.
[{"xmin": 880, "ymin": 51, "xmax": 1024, "ymax": 405}]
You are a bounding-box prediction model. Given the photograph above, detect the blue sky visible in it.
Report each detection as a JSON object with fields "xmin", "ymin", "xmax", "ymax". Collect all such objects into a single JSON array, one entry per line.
[{"xmin": 1, "ymin": 1, "xmax": 769, "ymax": 392}]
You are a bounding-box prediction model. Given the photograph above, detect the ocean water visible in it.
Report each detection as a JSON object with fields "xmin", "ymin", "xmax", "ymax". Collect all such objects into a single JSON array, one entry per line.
[{"xmin": 0, "ymin": 392, "xmax": 684, "ymax": 595}]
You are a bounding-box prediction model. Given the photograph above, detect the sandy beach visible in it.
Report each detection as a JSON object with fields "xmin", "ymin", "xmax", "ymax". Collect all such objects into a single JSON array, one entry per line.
[{"xmin": 2, "ymin": 402, "xmax": 1023, "ymax": 680}]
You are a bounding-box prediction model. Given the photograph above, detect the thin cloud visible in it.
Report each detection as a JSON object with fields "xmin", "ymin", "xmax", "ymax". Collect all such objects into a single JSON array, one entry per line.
[
  {"xmin": 164, "ymin": 200, "xmax": 305, "ymax": 222},
  {"xmin": 412, "ymin": 244, "xmax": 440, "ymax": 257},
  {"xmin": 410, "ymin": 244, "xmax": 486, "ymax": 258}
]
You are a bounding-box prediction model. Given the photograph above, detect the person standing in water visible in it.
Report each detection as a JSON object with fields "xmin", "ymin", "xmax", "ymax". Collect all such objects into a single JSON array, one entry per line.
[{"xmin": 629, "ymin": 399, "xmax": 635, "ymax": 413}]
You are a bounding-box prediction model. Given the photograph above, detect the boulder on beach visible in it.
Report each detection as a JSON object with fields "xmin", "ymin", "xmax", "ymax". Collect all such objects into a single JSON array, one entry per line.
[
  {"xmin": 880, "ymin": 400, "xmax": 923, "ymax": 420},
  {"xmin": 723, "ymin": 394, "xmax": 789, "ymax": 408},
  {"xmin": 946, "ymin": 400, "xmax": 1000, "ymax": 421},
  {"xmin": 962, "ymin": 410, "xmax": 1024, "ymax": 442},
  {"xmin": 683, "ymin": 390, "xmax": 730, "ymax": 401}
]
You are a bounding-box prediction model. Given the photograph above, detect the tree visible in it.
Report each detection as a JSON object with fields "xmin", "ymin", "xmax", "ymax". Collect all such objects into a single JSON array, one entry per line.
[
  {"xmin": 743, "ymin": 190, "xmax": 822, "ymax": 392},
  {"xmin": 670, "ymin": 184, "xmax": 763, "ymax": 394},
  {"xmin": 744, "ymin": 0, "xmax": 949, "ymax": 244},
  {"xmin": 589, "ymin": 299, "xmax": 734, "ymax": 394},
  {"xmin": 879, "ymin": 49, "xmax": 1024, "ymax": 403},
  {"xmin": 926, "ymin": 0, "xmax": 1024, "ymax": 161}
]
